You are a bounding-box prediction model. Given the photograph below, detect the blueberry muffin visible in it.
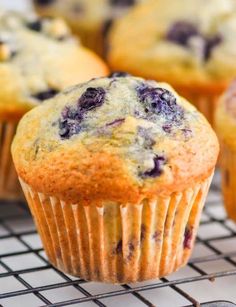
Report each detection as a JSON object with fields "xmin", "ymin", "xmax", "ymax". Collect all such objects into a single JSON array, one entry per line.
[
  {"xmin": 108, "ymin": 0, "xmax": 236, "ymax": 125},
  {"xmin": 215, "ymin": 81, "xmax": 236, "ymax": 221},
  {"xmin": 12, "ymin": 75, "xmax": 218, "ymax": 283},
  {"xmin": 0, "ymin": 11, "xmax": 108, "ymax": 200},
  {"xmin": 33, "ymin": 0, "xmax": 144, "ymax": 56}
]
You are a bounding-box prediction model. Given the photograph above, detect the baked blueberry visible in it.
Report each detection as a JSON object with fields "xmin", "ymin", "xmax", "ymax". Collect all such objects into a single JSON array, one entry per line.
[
  {"xmin": 59, "ymin": 87, "xmax": 106, "ymax": 139},
  {"xmin": 108, "ymin": 71, "xmax": 130, "ymax": 78},
  {"xmin": 204, "ymin": 34, "xmax": 222, "ymax": 60},
  {"xmin": 162, "ymin": 123, "xmax": 172, "ymax": 133},
  {"xmin": 26, "ymin": 20, "xmax": 43, "ymax": 32},
  {"xmin": 33, "ymin": 89, "xmax": 59, "ymax": 101},
  {"xmin": 78, "ymin": 87, "xmax": 106, "ymax": 111},
  {"xmin": 142, "ymin": 155, "xmax": 166, "ymax": 178},
  {"xmin": 59, "ymin": 105, "xmax": 84, "ymax": 139},
  {"xmin": 59, "ymin": 118, "xmax": 81, "ymax": 139},
  {"xmin": 166, "ymin": 21, "xmax": 199, "ymax": 46},
  {"xmin": 137, "ymin": 84, "xmax": 184, "ymax": 123},
  {"xmin": 183, "ymin": 226, "xmax": 193, "ymax": 249}
]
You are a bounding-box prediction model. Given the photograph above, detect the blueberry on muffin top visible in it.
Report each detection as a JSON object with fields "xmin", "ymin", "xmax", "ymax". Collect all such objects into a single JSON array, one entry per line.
[{"xmin": 12, "ymin": 76, "xmax": 219, "ymax": 203}]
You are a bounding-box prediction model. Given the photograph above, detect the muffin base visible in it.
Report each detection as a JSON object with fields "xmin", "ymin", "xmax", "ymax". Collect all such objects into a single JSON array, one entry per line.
[
  {"xmin": 20, "ymin": 174, "xmax": 213, "ymax": 283},
  {"xmin": 0, "ymin": 120, "xmax": 23, "ymax": 200},
  {"xmin": 220, "ymin": 142, "xmax": 236, "ymax": 221},
  {"xmin": 177, "ymin": 89, "xmax": 220, "ymax": 127}
]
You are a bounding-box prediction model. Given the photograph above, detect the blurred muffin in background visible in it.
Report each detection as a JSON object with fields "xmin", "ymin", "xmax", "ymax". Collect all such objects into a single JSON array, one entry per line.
[
  {"xmin": 215, "ymin": 81, "xmax": 236, "ymax": 222},
  {"xmin": 33, "ymin": 0, "xmax": 144, "ymax": 56},
  {"xmin": 0, "ymin": 10, "xmax": 108, "ymax": 200},
  {"xmin": 108, "ymin": 0, "xmax": 236, "ymax": 126}
]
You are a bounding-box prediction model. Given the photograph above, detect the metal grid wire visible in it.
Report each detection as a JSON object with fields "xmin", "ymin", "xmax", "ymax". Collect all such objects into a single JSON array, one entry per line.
[{"xmin": 0, "ymin": 172, "xmax": 236, "ymax": 307}]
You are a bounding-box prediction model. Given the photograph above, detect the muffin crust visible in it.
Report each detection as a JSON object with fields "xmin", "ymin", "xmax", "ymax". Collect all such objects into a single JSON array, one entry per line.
[{"xmin": 12, "ymin": 76, "xmax": 219, "ymax": 203}]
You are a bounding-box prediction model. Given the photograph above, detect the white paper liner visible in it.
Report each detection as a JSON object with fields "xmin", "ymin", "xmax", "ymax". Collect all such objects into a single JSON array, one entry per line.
[{"xmin": 19, "ymin": 174, "xmax": 213, "ymax": 283}]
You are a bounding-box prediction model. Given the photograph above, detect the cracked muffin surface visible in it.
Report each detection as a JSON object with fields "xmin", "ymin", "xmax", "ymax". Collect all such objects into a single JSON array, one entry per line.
[{"xmin": 12, "ymin": 75, "xmax": 219, "ymax": 204}]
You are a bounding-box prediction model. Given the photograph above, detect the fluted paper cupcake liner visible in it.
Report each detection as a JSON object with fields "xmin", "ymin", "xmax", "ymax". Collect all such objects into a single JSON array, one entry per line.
[
  {"xmin": 0, "ymin": 120, "xmax": 23, "ymax": 200},
  {"xmin": 177, "ymin": 89, "xmax": 220, "ymax": 127},
  {"xmin": 219, "ymin": 142, "xmax": 236, "ymax": 221},
  {"xmin": 19, "ymin": 174, "xmax": 213, "ymax": 283}
]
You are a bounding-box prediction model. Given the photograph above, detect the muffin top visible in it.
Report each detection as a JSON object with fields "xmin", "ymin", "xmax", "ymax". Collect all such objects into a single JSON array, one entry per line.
[
  {"xmin": 33, "ymin": 0, "xmax": 143, "ymax": 31},
  {"xmin": 0, "ymin": 11, "xmax": 108, "ymax": 120},
  {"xmin": 108, "ymin": 0, "xmax": 236, "ymax": 92},
  {"xmin": 12, "ymin": 75, "xmax": 219, "ymax": 204},
  {"xmin": 215, "ymin": 80, "xmax": 236, "ymax": 148}
]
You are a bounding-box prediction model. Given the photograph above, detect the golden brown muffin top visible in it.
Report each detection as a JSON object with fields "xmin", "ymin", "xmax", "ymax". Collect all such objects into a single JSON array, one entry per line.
[
  {"xmin": 108, "ymin": 0, "xmax": 236, "ymax": 91},
  {"xmin": 12, "ymin": 75, "xmax": 219, "ymax": 204},
  {"xmin": 0, "ymin": 11, "xmax": 108, "ymax": 120}
]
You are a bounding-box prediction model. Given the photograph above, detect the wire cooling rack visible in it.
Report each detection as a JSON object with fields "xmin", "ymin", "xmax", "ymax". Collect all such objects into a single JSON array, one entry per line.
[{"xmin": 0, "ymin": 172, "xmax": 236, "ymax": 307}]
